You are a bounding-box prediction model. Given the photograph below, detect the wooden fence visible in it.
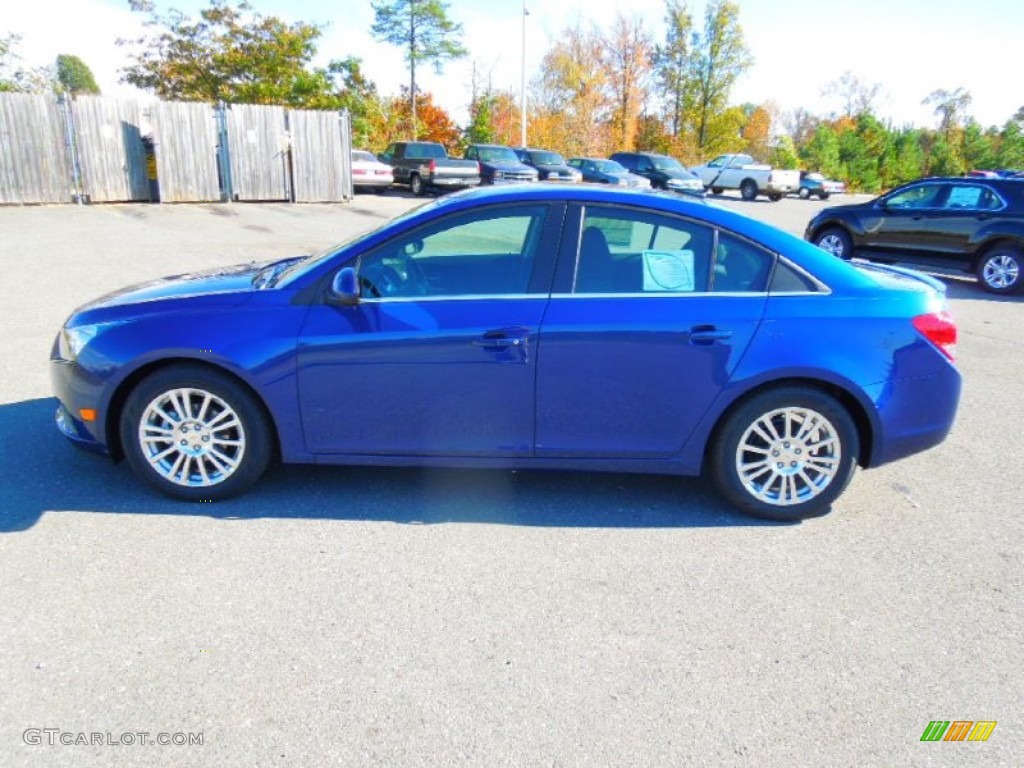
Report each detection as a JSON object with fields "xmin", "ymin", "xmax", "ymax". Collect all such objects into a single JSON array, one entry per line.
[
  {"xmin": 0, "ymin": 93, "xmax": 353, "ymax": 205},
  {"xmin": 0, "ymin": 93, "xmax": 71, "ymax": 204}
]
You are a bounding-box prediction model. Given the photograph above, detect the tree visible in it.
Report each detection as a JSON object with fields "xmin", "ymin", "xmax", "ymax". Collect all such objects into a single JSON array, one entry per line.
[
  {"xmin": 822, "ymin": 71, "xmax": 881, "ymax": 117},
  {"xmin": 684, "ymin": 0, "xmax": 753, "ymax": 152},
  {"xmin": 370, "ymin": 0, "xmax": 467, "ymax": 141},
  {"xmin": 602, "ymin": 14, "xmax": 654, "ymax": 150},
  {"xmin": 653, "ymin": 0, "xmax": 693, "ymax": 137},
  {"xmin": 56, "ymin": 54, "xmax": 100, "ymax": 96},
  {"xmin": 0, "ymin": 33, "xmax": 52, "ymax": 93},
  {"xmin": 119, "ymin": 0, "xmax": 331, "ymax": 106},
  {"xmin": 741, "ymin": 103, "xmax": 773, "ymax": 160},
  {"xmin": 534, "ymin": 25, "xmax": 611, "ymax": 156},
  {"xmin": 325, "ymin": 57, "xmax": 383, "ymax": 149},
  {"xmin": 923, "ymin": 87, "xmax": 972, "ymax": 134}
]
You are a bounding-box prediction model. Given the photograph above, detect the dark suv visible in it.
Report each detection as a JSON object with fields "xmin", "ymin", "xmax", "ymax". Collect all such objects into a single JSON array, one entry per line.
[
  {"xmin": 609, "ymin": 152, "xmax": 705, "ymax": 196},
  {"xmin": 464, "ymin": 144, "xmax": 539, "ymax": 185},
  {"xmin": 806, "ymin": 176, "xmax": 1024, "ymax": 294}
]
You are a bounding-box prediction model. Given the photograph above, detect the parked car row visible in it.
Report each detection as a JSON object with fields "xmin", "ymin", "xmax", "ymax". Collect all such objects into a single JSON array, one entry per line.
[{"xmin": 357, "ymin": 142, "xmax": 714, "ymax": 199}]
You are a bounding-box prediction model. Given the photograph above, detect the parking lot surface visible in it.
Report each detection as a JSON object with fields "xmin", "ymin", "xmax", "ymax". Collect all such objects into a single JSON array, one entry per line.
[{"xmin": 1, "ymin": 191, "xmax": 1020, "ymax": 767}]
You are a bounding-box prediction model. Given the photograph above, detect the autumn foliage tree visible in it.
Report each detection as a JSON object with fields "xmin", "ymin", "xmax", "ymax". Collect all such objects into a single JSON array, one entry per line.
[{"xmin": 119, "ymin": 0, "xmax": 333, "ymax": 106}]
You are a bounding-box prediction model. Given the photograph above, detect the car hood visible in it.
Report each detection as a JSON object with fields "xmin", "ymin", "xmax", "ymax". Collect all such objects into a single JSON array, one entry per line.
[{"xmin": 77, "ymin": 257, "xmax": 300, "ymax": 312}]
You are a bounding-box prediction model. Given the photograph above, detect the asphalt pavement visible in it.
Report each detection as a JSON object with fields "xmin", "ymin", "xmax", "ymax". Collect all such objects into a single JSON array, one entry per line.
[{"xmin": 0, "ymin": 190, "xmax": 1020, "ymax": 767}]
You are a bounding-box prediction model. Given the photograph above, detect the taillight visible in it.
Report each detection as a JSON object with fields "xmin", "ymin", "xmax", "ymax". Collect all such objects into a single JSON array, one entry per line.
[
  {"xmin": 912, "ymin": 311, "xmax": 957, "ymax": 361},
  {"xmin": 478, "ymin": 161, "xmax": 483, "ymax": 175},
  {"xmin": 429, "ymin": 159, "xmax": 437, "ymax": 172}
]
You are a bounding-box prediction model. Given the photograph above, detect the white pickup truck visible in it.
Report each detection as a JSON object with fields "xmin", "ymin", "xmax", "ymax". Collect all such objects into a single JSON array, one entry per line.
[{"xmin": 689, "ymin": 153, "xmax": 801, "ymax": 202}]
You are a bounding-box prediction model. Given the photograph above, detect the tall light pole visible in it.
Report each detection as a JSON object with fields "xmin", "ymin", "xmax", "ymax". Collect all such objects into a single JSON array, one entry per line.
[{"xmin": 520, "ymin": 1, "xmax": 528, "ymax": 147}]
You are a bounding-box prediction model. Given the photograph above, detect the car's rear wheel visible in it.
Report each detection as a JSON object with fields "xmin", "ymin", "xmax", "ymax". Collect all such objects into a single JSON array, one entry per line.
[
  {"xmin": 740, "ymin": 179, "xmax": 758, "ymax": 201},
  {"xmin": 798, "ymin": 187, "xmax": 810, "ymax": 199},
  {"xmin": 709, "ymin": 387, "xmax": 859, "ymax": 521},
  {"xmin": 409, "ymin": 173, "xmax": 425, "ymax": 196},
  {"xmin": 711, "ymin": 186, "xmax": 724, "ymax": 195},
  {"xmin": 819, "ymin": 192, "xmax": 830, "ymax": 200},
  {"xmin": 976, "ymin": 247, "xmax": 1023, "ymax": 294},
  {"xmin": 768, "ymin": 192, "xmax": 783, "ymax": 202},
  {"xmin": 120, "ymin": 365, "xmax": 273, "ymax": 501},
  {"xmin": 814, "ymin": 227, "xmax": 853, "ymax": 260}
]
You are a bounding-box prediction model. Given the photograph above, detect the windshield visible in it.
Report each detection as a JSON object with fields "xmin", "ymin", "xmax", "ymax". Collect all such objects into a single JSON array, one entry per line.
[
  {"xmin": 273, "ymin": 197, "xmax": 436, "ymax": 286},
  {"xmin": 530, "ymin": 151, "xmax": 564, "ymax": 165},
  {"xmin": 652, "ymin": 156, "xmax": 684, "ymax": 171},
  {"xmin": 593, "ymin": 160, "xmax": 627, "ymax": 174},
  {"xmin": 478, "ymin": 147, "xmax": 519, "ymax": 162}
]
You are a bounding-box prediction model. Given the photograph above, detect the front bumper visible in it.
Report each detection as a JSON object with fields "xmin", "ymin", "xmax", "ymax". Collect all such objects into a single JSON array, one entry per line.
[{"xmin": 51, "ymin": 356, "xmax": 108, "ymax": 454}]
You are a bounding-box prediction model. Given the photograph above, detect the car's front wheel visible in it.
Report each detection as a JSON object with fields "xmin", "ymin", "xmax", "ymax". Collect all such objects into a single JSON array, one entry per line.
[
  {"xmin": 709, "ymin": 387, "xmax": 860, "ymax": 521},
  {"xmin": 976, "ymin": 247, "xmax": 1023, "ymax": 294},
  {"xmin": 814, "ymin": 227, "xmax": 853, "ymax": 260},
  {"xmin": 120, "ymin": 365, "xmax": 273, "ymax": 501},
  {"xmin": 798, "ymin": 187, "xmax": 810, "ymax": 199}
]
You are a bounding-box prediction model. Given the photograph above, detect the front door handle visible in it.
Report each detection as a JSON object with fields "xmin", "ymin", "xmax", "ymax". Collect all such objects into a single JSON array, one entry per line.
[{"xmin": 687, "ymin": 324, "xmax": 733, "ymax": 346}]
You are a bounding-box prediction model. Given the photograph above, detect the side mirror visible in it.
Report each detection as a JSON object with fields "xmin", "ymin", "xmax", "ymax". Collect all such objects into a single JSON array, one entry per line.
[{"xmin": 328, "ymin": 267, "xmax": 360, "ymax": 306}]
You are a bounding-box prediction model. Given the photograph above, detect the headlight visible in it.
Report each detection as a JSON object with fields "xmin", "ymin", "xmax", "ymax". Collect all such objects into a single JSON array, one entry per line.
[{"xmin": 59, "ymin": 324, "xmax": 99, "ymax": 360}]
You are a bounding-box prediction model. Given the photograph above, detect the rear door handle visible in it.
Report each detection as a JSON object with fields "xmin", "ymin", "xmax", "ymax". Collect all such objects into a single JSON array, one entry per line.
[
  {"xmin": 687, "ymin": 324, "xmax": 733, "ymax": 345},
  {"xmin": 473, "ymin": 328, "xmax": 527, "ymax": 349}
]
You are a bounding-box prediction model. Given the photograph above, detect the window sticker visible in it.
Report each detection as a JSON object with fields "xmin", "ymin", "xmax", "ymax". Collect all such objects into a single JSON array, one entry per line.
[
  {"xmin": 642, "ymin": 249, "xmax": 695, "ymax": 292},
  {"xmin": 946, "ymin": 186, "xmax": 982, "ymax": 208}
]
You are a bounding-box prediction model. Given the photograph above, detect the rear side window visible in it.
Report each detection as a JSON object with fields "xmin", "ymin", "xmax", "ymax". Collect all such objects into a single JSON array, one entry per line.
[
  {"xmin": 574, "ymin": 207, "xmax": 714, "ymax": 294},
  {"xmin": 712, "ymin": 233, "xmax": 774, "ymax": 292}
]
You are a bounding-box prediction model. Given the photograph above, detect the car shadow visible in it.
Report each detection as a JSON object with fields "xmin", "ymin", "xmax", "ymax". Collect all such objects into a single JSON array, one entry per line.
[
  {"xmin": 1, "ymin": 398, "xmax": 784, "ymax": 533},
  {"xmin": 937, "ymin": 275, "xmax": 1024, "ymax": 303}
]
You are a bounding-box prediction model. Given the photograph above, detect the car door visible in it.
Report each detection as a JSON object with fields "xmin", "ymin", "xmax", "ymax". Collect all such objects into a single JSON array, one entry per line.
[
  {"xmin": 297, "ymin": 202, "xmax": 563, "ymax": 456},
  {"xmin": 867, "ymin": 181, "xmax": 947, "ymax": 254},
  {"xmin": 535, "ymin": 204, "xmax": 769, "ymax": 458},
  {"xmin": 919, "ymin": 182, "xmax": 1006, "ymax": 256}
]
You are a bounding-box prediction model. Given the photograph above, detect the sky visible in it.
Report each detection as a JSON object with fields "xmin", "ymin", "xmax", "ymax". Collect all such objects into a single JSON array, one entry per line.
[{"xmin": 4, "ymin": 0, "xmax": 1021, "ymax": 135}]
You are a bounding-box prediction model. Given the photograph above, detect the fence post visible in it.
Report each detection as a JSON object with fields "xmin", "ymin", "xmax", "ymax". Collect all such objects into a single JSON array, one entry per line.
[
  {"xmin": 59, "ymin": 93, "xmax": 86, "ymax": 204},
  {"xmin": 340, "ymin": 108, "xmax": 353, "ymax": 200},
  {"xmin": 215, "ymin": 102, "xmax": 233, "ymax": 203}
]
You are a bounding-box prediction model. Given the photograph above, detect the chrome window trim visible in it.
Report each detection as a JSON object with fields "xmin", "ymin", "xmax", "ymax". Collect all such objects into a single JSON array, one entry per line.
[{"xmin": 358, "ymin": 293, "xmax": 543, "ymax": 304}]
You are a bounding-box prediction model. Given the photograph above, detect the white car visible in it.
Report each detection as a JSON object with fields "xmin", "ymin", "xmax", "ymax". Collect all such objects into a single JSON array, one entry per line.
[{"xmin": 351, "ymin": 150, "xmax": 394, "ymax": 194}]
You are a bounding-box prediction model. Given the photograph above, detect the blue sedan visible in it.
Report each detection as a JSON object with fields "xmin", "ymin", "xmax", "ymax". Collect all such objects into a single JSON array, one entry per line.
[{"xmin": 51, "ymin": 185, "xmax": 961, "ymax": 520}]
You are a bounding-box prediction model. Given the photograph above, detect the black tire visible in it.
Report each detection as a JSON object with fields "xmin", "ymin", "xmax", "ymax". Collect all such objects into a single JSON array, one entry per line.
[
  {"xmin": 975, "ymin": 246, "xmax": 1023, "ymax": 294},
  {"xmin": 120, "ymin": 364, "xmax": 273, "ymax": 501},
  {"xmin": 813, "ymin": 226, "xmax": 853, "ymax": 260},
  {"xmin": 740, "ymin": 179, "xmax": 758, "ymax": 201},
  {"xmin": 768, "ymin": 192, "xmax": 783, "ymax": 202},
  {"xmin": 798, "ymin": 187, "xmax": 810, "ymax": 199},
  {"xmin": 709, "ymin": 386, "xmax": 860, "ymax": 521},
  {"xmin": 710, "ymin": 186, "xmax": 724, "ymax": 195},
  {"xmin": 819, "ymin": 191, "xmax": 830, "ymax": 200},
  {"xmin": 409, "ymin": 173, "xmax": 425, "ymax": 196}
]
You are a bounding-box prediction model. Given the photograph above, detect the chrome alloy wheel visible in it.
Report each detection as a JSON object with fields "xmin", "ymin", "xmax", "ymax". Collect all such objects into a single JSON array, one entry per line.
[
  {"xmin": 816, "ymin": 233, "xmax": 846, "ymax": 257},
  {"xmin": 137, "ymin": 387, "xmax": 246, "ymax": 487},
  {"xmin": 734, "ymin": 406, "xmax": 841, "ymax": 507},
  {"xmin": 981, "ymin": 253, "xmax": 1020, "ymax": 290}
]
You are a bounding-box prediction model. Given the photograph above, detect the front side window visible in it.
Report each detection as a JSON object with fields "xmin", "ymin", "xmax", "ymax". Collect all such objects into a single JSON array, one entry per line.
[
  {"xmin": 357, "ymin": 205, "xmax": 548, "ymax": 299},
  {"xmin": 573, "ymin": 207, "xmax": 714, "ymax": 294},
  {"xmin": 886, "ymin": 183, "xmax": 943, "ymax": 209}
]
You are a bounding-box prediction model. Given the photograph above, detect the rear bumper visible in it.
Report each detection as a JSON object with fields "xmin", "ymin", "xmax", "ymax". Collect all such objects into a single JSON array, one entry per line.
[
  {"xmin": 431, "ymin": 177, "xmax": 481, "ymax": 188},
  {"xmin": 866, "ymin": 367, "xmax": 962, "ymax": 467}
]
